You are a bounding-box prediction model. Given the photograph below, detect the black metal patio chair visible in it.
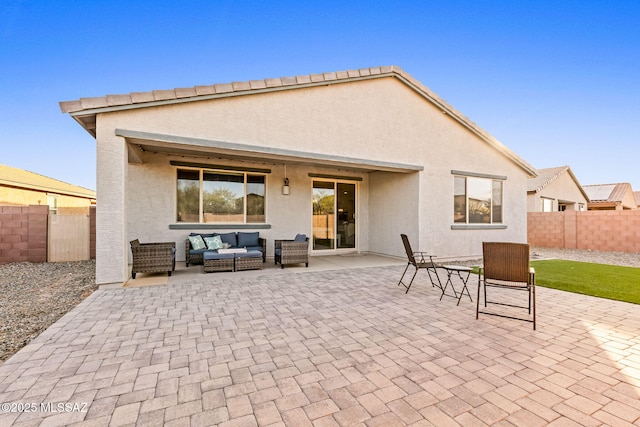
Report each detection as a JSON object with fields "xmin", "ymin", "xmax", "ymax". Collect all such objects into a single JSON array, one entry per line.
[{"xmin": 397, "ymin": 234, "xmax": 443, "ymax": 293}]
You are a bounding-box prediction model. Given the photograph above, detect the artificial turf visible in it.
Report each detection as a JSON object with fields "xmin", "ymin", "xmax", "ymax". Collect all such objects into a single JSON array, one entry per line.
[{"xmin": 529, "ymin": 259, "xmax": 640, "ymax": 304}]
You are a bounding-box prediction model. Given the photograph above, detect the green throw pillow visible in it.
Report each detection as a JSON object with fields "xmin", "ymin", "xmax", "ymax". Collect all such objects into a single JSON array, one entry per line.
[
  {"xmin": 188, "ymin": 235, "xmax": 206, "ymax": 250},
  {"xmin": 204, "ymin": 235, "xmax": 224, "ymax": 250}
]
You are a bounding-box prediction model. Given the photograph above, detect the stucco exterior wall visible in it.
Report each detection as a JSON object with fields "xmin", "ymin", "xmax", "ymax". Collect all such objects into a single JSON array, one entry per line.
[
  {"xmin": 369, "ymin": 171, "xmax": 420, "ymax": 256},
  {"xmin": 620, "ymin": 189, "xmax": 638, "ymax": 210},
  {"xmin": 95, "ymin": 125, "xmax": 129, "ymax": 284},
  {"xmin": 94, "ymin": 76, "xmax": 531, "ymax": 284},
  {"xmin": 125, "ymin": 158, "xmax": 370, "ymax": 263},
  {"xmin": 0, "ymin": 186, "xmax": 93, "ymax": 214}
]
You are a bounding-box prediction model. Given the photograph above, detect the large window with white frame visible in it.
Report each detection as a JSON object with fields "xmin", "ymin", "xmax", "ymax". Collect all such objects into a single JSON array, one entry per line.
[
  {"xmin": 176, "ymin": 168, "xmax": 266, "ymax": 223},
  {"xmin": 454, "ymin": 174, "xmax": 503, "ymax": 224}
]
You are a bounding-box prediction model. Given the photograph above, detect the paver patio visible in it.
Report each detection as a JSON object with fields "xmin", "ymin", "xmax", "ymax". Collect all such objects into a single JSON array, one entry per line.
[{"xmin": 1, "ymin": 260, "xmax": 639, "ymax": 426}]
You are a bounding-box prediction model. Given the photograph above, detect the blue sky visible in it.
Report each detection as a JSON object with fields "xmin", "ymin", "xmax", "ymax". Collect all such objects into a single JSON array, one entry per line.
[{"xmin": 1, "ymin": 0, "xmax": 639, "ymax": 191}]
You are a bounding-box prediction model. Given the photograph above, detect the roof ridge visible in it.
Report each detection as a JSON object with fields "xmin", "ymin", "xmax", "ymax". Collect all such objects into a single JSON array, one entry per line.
[
  {"xmin": 60, "ymin": 65, "xmax": 404, "ymax": 113},
  {"xmin": 583, "ymin": 182, "xmax": 630, "ymax": 187}
]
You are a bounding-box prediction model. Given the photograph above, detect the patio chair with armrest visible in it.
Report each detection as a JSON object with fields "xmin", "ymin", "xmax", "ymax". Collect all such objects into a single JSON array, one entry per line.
[
  {"xmin": 397, "ymin": 234, "xmax": 443, "ymax": 294},
  {"xmin": 130, "ymin": 239, "xmax": 176, "ymax": 279},
  {"xmin": 274, "ymin": 234, "xmax": 309, "ymax": 268},
  {"xmin": 476, "ymin": 242, "xmax": 536, "ymax": 329}
]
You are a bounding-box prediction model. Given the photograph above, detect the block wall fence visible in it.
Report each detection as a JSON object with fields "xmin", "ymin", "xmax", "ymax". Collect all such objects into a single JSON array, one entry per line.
[
  {"xmin": 528, "ymin": 210, "xmax": 640, "ymax": 253},
  {"xmin": 0, "ymin": 205, "xmax": 96, "ymax": 264}
]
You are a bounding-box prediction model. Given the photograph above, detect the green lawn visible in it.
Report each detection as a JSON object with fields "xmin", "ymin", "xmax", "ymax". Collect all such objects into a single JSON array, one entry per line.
[{"xmin": 529, "ymin": 260, "xmax": 640, "ymax": 304}]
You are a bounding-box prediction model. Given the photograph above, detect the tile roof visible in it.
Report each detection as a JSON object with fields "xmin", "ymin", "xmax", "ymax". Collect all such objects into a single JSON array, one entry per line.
[
  {"xmin": 527, "ymin": 166, "xmax": 569, "ymax": 192},
  {"xmin": 527, "ymin": 166, "xmax": 589, "ymax": 200},
  {"xmin": 59, "ymin": 65, "xmax": 536, "ymax": 177},
  {"xmin": 0, "ymin": 164, "xmax": 96, "ymax": 199},
  {"xmin": 60, "ymin": 66, "xmax": 405, "ymax": 114}
]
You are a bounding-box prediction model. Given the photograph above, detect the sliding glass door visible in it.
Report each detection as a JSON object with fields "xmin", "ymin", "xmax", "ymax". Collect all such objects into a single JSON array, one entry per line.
[{"xmin": 312, "ymin": 180, "xmax": 356, "ymax": 252}]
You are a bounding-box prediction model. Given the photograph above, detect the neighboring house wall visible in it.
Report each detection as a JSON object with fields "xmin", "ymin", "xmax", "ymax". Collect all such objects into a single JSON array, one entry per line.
[
  {"xmin": 526, "ymin": 167, "xmax": 588, "ymax": 212},
  {"xmin": 0, "ymin": 187, "xmax": 92, "ymax": 214},
  {"xmin": 0, "ymin": 163, "xmax": 96, "ymax": 215},
  {"xmin": 620, "ymin": 188, "xmax": 638, "ymax": 210},
  {"xmin": 528, "ymin": 211, "xmax": 640, "ymax": 252},
  {"xmin": 64, "ymin": 68, "xmax": 534, "ymax": 284}
]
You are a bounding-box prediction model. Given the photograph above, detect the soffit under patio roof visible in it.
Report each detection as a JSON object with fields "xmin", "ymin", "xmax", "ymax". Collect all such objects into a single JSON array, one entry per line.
[{"xmin": 118, "ymin": 129, "xmax": 424, "ymax": 173}]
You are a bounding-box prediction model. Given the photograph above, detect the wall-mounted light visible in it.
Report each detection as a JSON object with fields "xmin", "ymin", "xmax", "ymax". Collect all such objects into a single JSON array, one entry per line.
[{"xmin": 282, "ymin": 164, "xmax": 290, "ymax": 195}]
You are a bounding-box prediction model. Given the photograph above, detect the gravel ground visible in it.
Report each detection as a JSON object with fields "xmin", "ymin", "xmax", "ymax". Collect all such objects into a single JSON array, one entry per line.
[
  {"xmin": 0, "ymin": 248, "xmax": 638, "ymax": 363},
  {"xmin": 0, "ymin": 260, "xmax": 96, "ymax": 362}
]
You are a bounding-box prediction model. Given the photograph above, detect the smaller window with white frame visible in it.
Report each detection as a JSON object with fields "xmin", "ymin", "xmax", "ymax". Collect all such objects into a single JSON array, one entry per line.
[
  {"xmin": 541, "ymin": 197, "xmax": 554, "ymax": 212},
  {"xmin": 453, "ymin": 174, "xmax": 503, "ymax": 224},
  {"xmin": 47, "ymin": 194, "xmax": 58, "ymax": 215}
]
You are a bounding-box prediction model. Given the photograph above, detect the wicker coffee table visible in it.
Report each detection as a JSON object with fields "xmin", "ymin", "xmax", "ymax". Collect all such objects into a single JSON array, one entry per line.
[
  {"xmin": 203, "ymin": 252, "xmax": 235, "ymax": 273},
  {"xmin": 234, "ymin": 250, "xmax": 263, "ymax": 271}
]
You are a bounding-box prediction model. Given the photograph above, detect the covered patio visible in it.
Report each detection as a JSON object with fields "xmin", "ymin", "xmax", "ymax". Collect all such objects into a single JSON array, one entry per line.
[{"xmin": 1, "ymin": 261, "xmax": 639, "ymax": 426}]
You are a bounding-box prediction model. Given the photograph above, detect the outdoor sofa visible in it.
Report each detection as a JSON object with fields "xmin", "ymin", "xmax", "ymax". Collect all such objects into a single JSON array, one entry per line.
[{"xmin": 185, "ymin": 231, "xmax": 266, "ymax": 267}]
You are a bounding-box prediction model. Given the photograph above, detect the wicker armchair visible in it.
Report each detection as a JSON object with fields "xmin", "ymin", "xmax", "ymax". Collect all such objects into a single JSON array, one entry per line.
[
  {"xmin": 274, "ymin": 235, "xmax": 309, "ymax": 268},
  {"xmin": 130, "ymin": 239, "xmax": 176, "ymax": 279}
]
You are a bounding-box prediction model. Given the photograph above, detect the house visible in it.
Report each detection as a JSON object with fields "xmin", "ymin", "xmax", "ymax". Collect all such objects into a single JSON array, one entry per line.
[
  {"xmin": 0, "ymin": 163, "xmax": 95, "ymax": 214},
  {"xmin": 583, "ymin": 183, "xmax": 637, "ymax": 210},
  {"xmin": 527, "ymin": 166, "xmax": 589, "ymax": 212},
  {"xmin": 635, "ymin": 191, "xmax": 640, "ymax": 208},
  {"xmin": 59, "ymin": 66, "xmax": 536, "ymax": 285}
]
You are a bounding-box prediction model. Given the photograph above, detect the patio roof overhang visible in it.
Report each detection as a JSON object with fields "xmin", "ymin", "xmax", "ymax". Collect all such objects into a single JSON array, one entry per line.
[{"xmin": 117, "ymin": 129, "xmax": 424, "ymax": 174}]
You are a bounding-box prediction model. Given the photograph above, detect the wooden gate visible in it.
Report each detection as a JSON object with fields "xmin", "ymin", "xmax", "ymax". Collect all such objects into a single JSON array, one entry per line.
[{"xmin": 48, "ymin": 214, "xmax": 90, "ymax": 262}]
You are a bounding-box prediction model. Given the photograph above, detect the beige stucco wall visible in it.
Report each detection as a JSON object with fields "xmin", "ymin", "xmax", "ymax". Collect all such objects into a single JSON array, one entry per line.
[
  {"xmin": 125, "ymin": 157, "xmax": 370, "ymax": 263},
  {"xmin": 620, "ymin": 189, "xmax": 638, "ymax": 210},
  {"xmin": 94, "ymin": 76, "xmax": 530, "ymax": 284},
  {"xmin": 527, "ymin": 173, "xmax": 588, "ymax": 212},
  {"xmin": 0, "ymin": 186, "xmax": 93, "ymax": 214}
]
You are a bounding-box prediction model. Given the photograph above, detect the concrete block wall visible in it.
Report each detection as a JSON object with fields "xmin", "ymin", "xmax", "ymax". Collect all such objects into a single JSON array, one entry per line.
[
  {"xmin": 528, "ymin": 210, "xmax": 640, "ymax": 253},
  {"xmin": 527, "ymin": 212, "xmax": 566, "ymax": 249},
  {"xmin": 0, "ymin": 205, "xmax": 48, "ymax": 264}
]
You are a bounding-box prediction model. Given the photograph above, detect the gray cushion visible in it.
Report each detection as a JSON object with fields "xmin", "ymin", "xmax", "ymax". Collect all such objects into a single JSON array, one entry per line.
[
  {"xmin": 235, "ymin": 250, "xmax": 262, "ymax": 259},
  {"xmin": 203, "ymin": 252, "xmax": 235, "ymax": 260},
  {"xmin": 189, "ymin": 248, "xmax": 209, "ymax": 255},
  {"xmin": 219, "ymin": 232, "xmax": 238, "ymax": 248},
  {"xmin": 294, "ymin": 234, "xmax": 307, "ymax": 242},
  {"xmin": 238, "ymin": 232, "xmax": 259, "ymax": 248}
]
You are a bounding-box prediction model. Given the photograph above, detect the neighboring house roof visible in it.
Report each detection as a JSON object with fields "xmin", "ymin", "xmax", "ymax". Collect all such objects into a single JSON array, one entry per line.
[
  {"xmin": 527, "ymin": 165, "xmax": 590, "ymax": 201},
  {"xmin": 0, "ymin": 164, "xmax": 96, "ymax": 199},
  {"xmin": 59, "ymin": 65, "xmax": 537, "ymax": 177},
  {"xmin": 583, "ymin": 182, "xmax": 635, "ymax": 208}
]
